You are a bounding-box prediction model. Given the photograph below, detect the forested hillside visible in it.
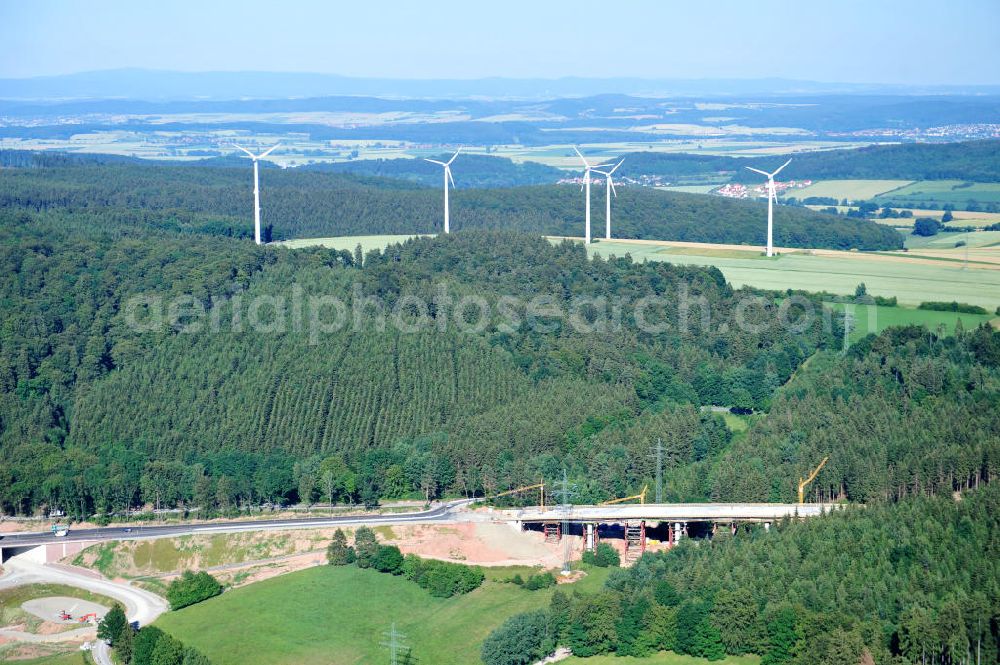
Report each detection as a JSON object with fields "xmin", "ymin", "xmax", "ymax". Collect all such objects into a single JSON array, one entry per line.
[
  {"xmin": 302, "ymin": 152, "xmax": 566, "ymax": 188},
  {"xmin": 617, "ymin": 139, "xmax": 1000, "ymax": 184},
  {"xmin": 0, "ymin": 151, "xmax": 902, "ymax": 250},
  {"xmin": 0, "ymin": 213, "xmax": 838, "ymax": 515},
  {"xmin": 709, "ymin": 325, "xmax": 1000, "ymax": 504}
]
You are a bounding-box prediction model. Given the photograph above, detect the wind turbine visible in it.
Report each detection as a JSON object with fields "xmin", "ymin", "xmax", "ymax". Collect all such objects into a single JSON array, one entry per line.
[
  {"xmin": 425, "ymin": 148, "xmax": 461, "ymax": 234},
  {"xmin": 591, "ymin": 159, "xmax": 624, "ymax": 240},
  {"xmin": 574, "ymin": 146, "xmax": 610, "ymax": 244},
  {"xmin": 232, "ymin": 143, "xmax": 281, "ymax": 245},
  {"xmin": 745, "ymin": 158, "xmax": 792, "ymax": 257}
]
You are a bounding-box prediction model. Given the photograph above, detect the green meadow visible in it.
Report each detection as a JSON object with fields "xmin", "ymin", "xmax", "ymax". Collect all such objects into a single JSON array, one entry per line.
[
  {"xmin": 156, "ymin": 564, "xmax": 611, "ymax": 665},
  {"xmin": 791, "ymin": 179, "xmax": 912, "ymax": 201},
  {"xmin": 825, "ymin": 302, "xmax": 994, "ymax": 341},
  {"xmin": 875, "ymin": 180, "xmax": 1000, "ymax": 207}
]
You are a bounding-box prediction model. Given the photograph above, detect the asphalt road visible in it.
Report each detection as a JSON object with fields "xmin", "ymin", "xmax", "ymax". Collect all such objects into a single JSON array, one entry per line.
[{"xmin": 0, "ymin": 501, "xmax": 465, "ymax": 549}]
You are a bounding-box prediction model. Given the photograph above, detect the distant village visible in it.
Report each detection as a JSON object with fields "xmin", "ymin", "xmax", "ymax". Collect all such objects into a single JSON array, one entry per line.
[
  {"xmin": 830, "ymin": 123, "xmax": 1000, "ymax": 141},
  {"xmin": 714, "ymin": 179, "xmax": 813, "ymax": 199}
]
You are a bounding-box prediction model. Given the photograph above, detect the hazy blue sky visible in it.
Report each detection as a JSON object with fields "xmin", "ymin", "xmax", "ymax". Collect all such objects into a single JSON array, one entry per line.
[{"xmin": 3, "ymin": 0, "xmax": 998, "ymax": 84}]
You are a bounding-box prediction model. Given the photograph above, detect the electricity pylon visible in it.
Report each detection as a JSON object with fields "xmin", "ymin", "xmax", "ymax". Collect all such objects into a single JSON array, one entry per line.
[
  {"xmin": 381, "ymin": 622, "xmax": 409, "ymax": 665},
  {"xmin": 551, "ymin": 468, "xmax": 576, "ymax": 575},
  {"xmin": 648, "ymin": 438, "xmax": 664, "ymax": 503}
]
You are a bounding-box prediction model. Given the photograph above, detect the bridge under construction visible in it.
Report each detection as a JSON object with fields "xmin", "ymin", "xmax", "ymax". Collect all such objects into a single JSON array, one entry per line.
[{"xmin": 502, "ymin": 502, "xmax": 841, "ymax": 563}]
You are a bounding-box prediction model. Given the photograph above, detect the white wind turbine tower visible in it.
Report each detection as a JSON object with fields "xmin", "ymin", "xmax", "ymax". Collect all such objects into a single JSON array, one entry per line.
[
  {"xmin": 232, "ymin": 143, "xmax": 281, "ymax": 245},
  {"xmin": 425, "ymin": 148, "xmax": 461, "ymax": 234},
  {"xmin": 591, "ymin": 158, "xmax": 625, "ymax": 240},
  {"xmin": 745, "ymin": 158, "xmax": 792, "ymax": 257},
  {"xmin": 574, "ymin": 146, "xmax": 610, "ymax": 244}
]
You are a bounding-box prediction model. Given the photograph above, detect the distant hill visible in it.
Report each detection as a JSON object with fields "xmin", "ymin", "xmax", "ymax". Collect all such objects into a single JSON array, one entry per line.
[
  {"xmin": 7, "ymin": 69, "xmax": 999, "ymax": 101},
  {"xmin": 301, "ymin": 153, "xmax": 565, "ymax": 188},
  {"xmin": 618, "ymin": 139, "xmax": 1000, "ymax": 184}
]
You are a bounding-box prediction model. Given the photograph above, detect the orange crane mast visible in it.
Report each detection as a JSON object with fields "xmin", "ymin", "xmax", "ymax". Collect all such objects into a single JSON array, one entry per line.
[
  {"xmin": 493, "ymin": 482, "xmax": 546, "ymax": 509},
  {"xmin": 798, "ymin": 457, "xmax": 829, "ymax": 504},
  {"xmin": 600, "ymin": 484, "xmax": 649, "ymax": 505}
]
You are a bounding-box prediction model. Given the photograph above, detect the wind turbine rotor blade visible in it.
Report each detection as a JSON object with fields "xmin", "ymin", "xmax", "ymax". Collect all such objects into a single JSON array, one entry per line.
[
  {"xmin": 573, "ymin": 145, "xmax": 590, "ymax": 167},
  {"xmin": 424, "ymin": 159, "xmax": 446, "ymax": 166},
  {"xmin": 609, "ymin": 178, "xmax": 617, "ymax": 197},
  {"xmin": 745, "ymin": 166, "xmax": 770, "ymax": 176},
  {"xmin": 446, "ymin": 147, "xmax": 462, "ymax": 165},
  {"xmin": 772, "ymin": 158, "xmax": 792, "ymax": 176},
  {"xmin": 447, "ymin": 166, "xmax": 455, "ymax": 188},
  {"xmin": 231, "ymin": 144, "xmax": 256, "ymax": 158},
  {"xmin": 259, "ymin": 143, "xmax": 281, "ymax": 158},
  {"xmin": 609, "ymin": 159, "xmax": 624, "ymax": 174}
]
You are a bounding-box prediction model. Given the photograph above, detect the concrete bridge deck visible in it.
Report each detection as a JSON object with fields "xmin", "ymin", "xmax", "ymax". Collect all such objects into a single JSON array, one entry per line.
[{"xmin": 510, "ymin": 502, "xmax": 842, "ymax": 524}]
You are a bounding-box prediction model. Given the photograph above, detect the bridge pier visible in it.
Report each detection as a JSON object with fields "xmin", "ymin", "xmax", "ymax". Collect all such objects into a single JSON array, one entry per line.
[
  {"xmin": 672, "ymin": 521, "xmax": 687, "ymax": 545},
  {"xmin": 624, "ymin": 521, "xmax": 645, "ymax": 562},
  {"xmin": 543, "ymin": 522, "xmax": 561, "ymax": 543},
  {"xmin": 583, "ymin": 523, "xmax": 598, "ymax": 552}
]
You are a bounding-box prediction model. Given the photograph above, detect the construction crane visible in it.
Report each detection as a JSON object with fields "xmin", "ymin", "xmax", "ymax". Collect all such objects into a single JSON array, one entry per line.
[
  {"xmin": 601, "ymin": 485, "xmax": 649, "ymax": 505},
  {"xmin": 798, "ymin": 457, "xmax": 829, "ymax": 504},
  {"xmin": 493, "ymin": 483, "xmax": 546, "ymax": 509}
]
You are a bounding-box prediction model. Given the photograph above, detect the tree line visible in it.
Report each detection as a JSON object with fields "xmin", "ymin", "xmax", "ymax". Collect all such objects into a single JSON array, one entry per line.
[{"xmin": 0, "ymin": 150, "xmax": 902, "ymax": 249}]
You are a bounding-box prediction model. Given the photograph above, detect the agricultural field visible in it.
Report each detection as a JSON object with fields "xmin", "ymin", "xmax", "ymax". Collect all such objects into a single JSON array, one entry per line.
[
  {"xmin": 155, "ymin": 564, "xmax": 611, "ymax": 665},
  {"xmin": 277, "ymin": 234, "xmax": 432, "ymax": 252},
  {"xmin": 655, "ymin": 184, "xmax": 719, "ymax": 194},
  {"xmin": 825, "ymin": 302, "xmax": 995, "ymax": 341},
  {"xmin": 0, "ymin": 133, "xmax": 869, "ymax": 170},
  {"xmin": 581, "ymin": 238, "xmax": 1000, "ymax": 309},
  {"xmin": 903, "ymin": 229, "xmax": 1000, "ymax": 251},
  {"xmin": 885, "ymin": 210, "xmax": 1000, "ymax": 229},
  {"xmin": 490, "ymin": 139, "xmax": 870, "ymax": 168},
  {"xmin": 790, "ymin": 179, "xmax": 913, "ymax": 201},
  {"xmin": 285, "ymin": 234, "xmax": 1000, "ymax": 310},
  {"xmin": 804, "ymin": 205, "xmax": 1000, "ymax": 229},
  {"xmin": 874, "ymin": 180, "xmax": 1000, "ymax": 207}
]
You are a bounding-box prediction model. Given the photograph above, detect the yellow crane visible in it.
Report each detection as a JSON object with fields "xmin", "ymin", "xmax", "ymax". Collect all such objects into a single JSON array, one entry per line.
[
  {"xmin": 798, "ymin": 457, "xmax": 829, "ymax": 504},
  {"xmin": 601, "ymin": 485, "xmax": 649, "ymax": 505},
  {"xmin": 494, "ymin": 482, "xmax": 546, "ymax": 509}
]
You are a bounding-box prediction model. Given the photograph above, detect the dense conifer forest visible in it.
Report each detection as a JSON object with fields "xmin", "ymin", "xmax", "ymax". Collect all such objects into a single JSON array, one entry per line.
[
  {"xmin": 1, "ymin": 205, "xmax": 844, "ymax": 514},
  {"xmin": 0, "ymin": 151, "xmax": 901, "ymax": 249}
]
